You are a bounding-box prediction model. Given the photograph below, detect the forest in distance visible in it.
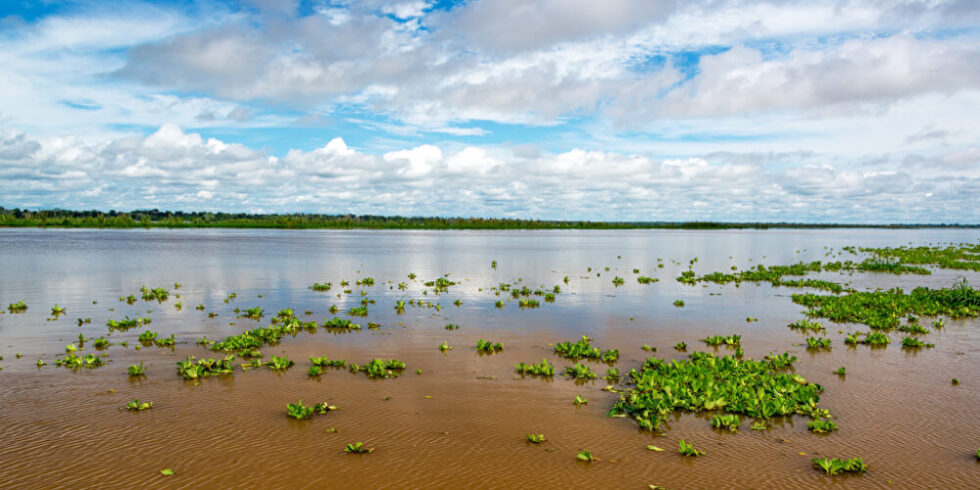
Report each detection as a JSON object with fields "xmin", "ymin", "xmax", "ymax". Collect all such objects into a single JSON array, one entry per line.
[{"xmin": 1, "ymin": 207, "xmax": 976, "ymax": 231}]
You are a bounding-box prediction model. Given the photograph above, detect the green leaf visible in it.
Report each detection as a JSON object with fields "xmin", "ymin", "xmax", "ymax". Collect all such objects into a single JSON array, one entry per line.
[
  {"xmin": 646, "ymin": 445, "xmax": 664, "ymax": 452},
  {"xmin": 160, "ymin": 469, "xmax": 174, "ymax": 476}
]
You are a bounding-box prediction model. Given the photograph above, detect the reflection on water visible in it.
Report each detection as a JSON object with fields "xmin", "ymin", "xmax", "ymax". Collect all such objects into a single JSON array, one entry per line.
[{"xmin": 0, "ymin": 228, "xmax": 978, "ymax": 488}]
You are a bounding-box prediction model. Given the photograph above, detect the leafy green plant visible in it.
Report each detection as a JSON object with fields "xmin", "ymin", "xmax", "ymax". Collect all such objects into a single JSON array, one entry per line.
[
  {"xmin": 702, "ymin": 334, "xmax": 741, "ymax": 346},
  {"xmin": 612, "ymin": 276, "xmax": 625, "ymax": 286},
  {"xmin": 140, "ymin": 286, "xmax": 170, "ymax": 301},
  {"xmin": 345, "ymin": 442, "xmax": 373, "ymax": 454},
  {"xmin": 678, "ymin": 439, "xmax": 704, "ymax": 457},
  {"xmin": 807, "ymin": 419, "xmax": 838, "ymax": 433},
  {"xmin": 526, "ymin": 433, "xmax": 546, "ymax": 444},
  {"xmin": 565, "ymin": 363, "xmax": 597, "ymax": 380},
  {"xmin": 674, "ymin": 341, "xmax": 687, "ymax": 351},
  {"xmin": 351, "ymin": 359, "xmax": 406, "ymax": 378},
  {"xmin": 126, "ymin": 399, "xmax": 153, "ymax": 411},
  {"xmin": 901, "ymin": 336, "xmax": 935, "ymax": 348},
  {"xmin": 574, "ymin": 394, "xmax": 588, "ymax": 405},
  {"xmin": 711, "ymin": 413, "xmax": 740, "ymax": 432},
  {"xmin": 444, "ymin": 323, "xmax": 459, "ymax": 330},
  {"xmin": 515, "ymin": 358, "xmax": 555, "ymax": 376},
  {"xmin": 347, "ymin": 306, "xmax": 368, "ymax": 316},
  {"xmin": 265, "ymin": 355, "xmax": 294, "ymax": 370},
  {"xmin": 106, "ymin": 316, "xmax": 151, "ymax": 332},
  {"xmin": 576, "ymin": 449, "xmax": 594, "ymax": 462},
  {"xmin": 673, "ymin": 299, "xmax": 685, "ymax": 307},
  {"xmin": 8, "ymin": 300, "xmax": 27, "ymax": 312},
  {"xmin": 812, "ymin": 457, "xmax": 868, "ymax": 475},
  {"xmin": 308, "ymin": 365, "xmax": 322, "ymax": 376},
  {"xmin": 637, "ymin": 276, "xmax": 658, "ymax": 284},
  {"xmin": 138, "ymin": 330, "xmax": 158, "ymax": 343},
  {"xmin": 475, "ymin": 339, "xmax": 503, "ymax": 353},
  {"xmin": 805, "ymin": 337, "xmax": 832, "ymax": 350},
  {"xmin": 554, "ymin": 336, "xmax": 618, "ymax": 362},
  {"xmin": 788, "ymin": 319, "xmax": 824, "ymax": 332},
  {"xmin": 834, "ymin": 366, "xmax": 846, "ymax": 376},
  {"xmin": 128, "ymin": 361, "xmax": 147, "ymax": 377},
  {"xmin": 439, "ymin": 341, "xmax": 452, "ymax": 352},
  {"xmin": 310, "ymin": 356, "xmax": 346, "ymax": 368},
  {"xmin": 176, "ymin": 355, "xmax": 235, "ymax": 380},
  {"xmin": 51, "ymin": 304, "xmax": 66, "ymax": 315}
]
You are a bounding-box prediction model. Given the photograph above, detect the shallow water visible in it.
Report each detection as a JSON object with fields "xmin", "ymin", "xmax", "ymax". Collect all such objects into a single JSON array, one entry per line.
[{"xmin": 0, "ymin": 228, "xmax": 978, "ymax": 488}]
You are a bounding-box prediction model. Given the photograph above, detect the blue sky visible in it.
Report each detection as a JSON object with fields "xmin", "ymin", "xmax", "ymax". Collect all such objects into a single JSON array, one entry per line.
[{"xmin": 0, "ymin": 0, "xmax": 979, "ymax": 222}]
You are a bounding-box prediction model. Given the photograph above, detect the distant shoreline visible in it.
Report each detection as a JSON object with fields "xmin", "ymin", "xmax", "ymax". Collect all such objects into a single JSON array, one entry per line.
[{"xmin": 1, "ymin": 208, "xmax": 977, "ymax": 230}]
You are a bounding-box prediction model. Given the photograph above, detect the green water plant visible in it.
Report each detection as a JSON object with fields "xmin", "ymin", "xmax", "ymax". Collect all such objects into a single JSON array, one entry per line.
[
  {"xmin": 439, "ymin": 341, "xmax": 452, "ymax": 352},
  {"xmin": 805, "ymin": 337, "xmax": 832, "ymax": 350},
  {"xmin": 565, "ymin": 363, "xmax": 597, "ymax": 380},
  {"xmin": 711, "ymin": 414, "xmax": 740, "ymax": 432},
  {"xmin": 126, "ymin": 399, "xmax": 153, "ymax": 411},
  {"xmin": 789, "ymin": 319, "xmax": 824, "ymax": 333},
  {"xmin": 350, "ymin": 359, "xmax": 406, "ymax": 378},
  {"xmin": 176, "ymin": 355, "xmax": 235, "ymax": 380},
  {"xmin": 901, "ymin": 336, "xmax": 935, "ymax": 349},
  {"xmin": 812, "ymin": 457, "xmax": 868, "ymax": 475},
  {"xmin": 8, "ymin": 300, "xmax": 27, "ymax": 312},
  {"xmin": 554, "ymin": 336, "xmax": 618, "ymax": 362},
  {"xmin": 834, "ymin": 366, "xmax": 846, "ymax": 376},
  {"xmin": 51, "ymin": 304, "xmax": 66, "ymax": 315},
  {"xmin": 674, "ymin": 341, "xmax": 687, "ymax": 351},
  {"xmin": 128, "ymin": 361, "xmax": 147, "ymax": 377},
  {"xmin": 637, "ymin": 276, "xmax": 658, "ymax": 284},
  {"xmin": 576, "ymin": 449, "xmax": 594, "ymax": 462},
  {"xmin": 106, "ymin": 316, "xmax": 151, "ymax": 332},
  {"xmin": 310, "ymin": 356, "xmax": 346, "ymax": 368},
  {"xmin": 515, "ymin": 358, "xmax": 555, "ymax": 376},
  {"xmin": 345, "ymin": 442, "xmax": 373, "ymax": 454},
  {"xmin": 475, "ymin": 339, "xmax": 503, "ymax": 353},
  {"xmin": 702, "ymin": 334, "xmax": 741, "ymax": 346},
  {"xmin": 807, "ymin": 419, "xmax": 838, "ymax": 433},
  {"xmin": 265, "ymin": 355, "xmax": 294, "ymax": 370},
  {"xmin": 678, "ymin": 439, "xmax": 704, "ymax": 457},
  {"xmin": 673, "ymin": 299, "xmax": 685, "ymax": 307},
  {"xmin": 526, "ymin": 433, "xmax": 546, "ymax": 443}
]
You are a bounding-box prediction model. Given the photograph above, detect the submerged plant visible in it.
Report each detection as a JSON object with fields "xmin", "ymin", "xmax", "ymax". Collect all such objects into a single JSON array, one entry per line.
[
  {"xmin": 678, "ymin": 439, "xmax": 704, "ymax": 457},
  {"xmin": 812, "ymin": 457, "xmax": 868, "ymax": 475}
]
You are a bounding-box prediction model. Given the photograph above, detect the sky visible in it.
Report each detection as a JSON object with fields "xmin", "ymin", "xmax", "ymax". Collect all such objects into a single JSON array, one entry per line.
[{"xmin": 0, "ymin": 0, "xmax": 978, "ymax": 223}]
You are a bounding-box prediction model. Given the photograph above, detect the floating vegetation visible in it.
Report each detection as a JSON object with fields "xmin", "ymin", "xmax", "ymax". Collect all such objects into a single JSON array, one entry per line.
[
  {"xmin": 128, "ymin": 361, "xmax": 147, "ymax": 377},
  {"xmin": 702, "ymin": 334, "xmax": 741, "ymax": 346},
  {"xmin": 307, "ymin": 365, "xmax": 322, "ymax": 376},
  {"xmin": 140, "ymin": 285, "xmax": 169, "ymax": 301},
  {"xmin": 322, "ymin": 317, "xmax": 361, "ymax": 332},
  {"xmin": 637, "ymin": 276, "xmax": 659, "ymax": 284},
  {"xmin": 898, "ymin": 323, "xmax": 929, "ymax": 334},
  {"xmin": 612, "ymin": 276, "xmax": 625, "ymax": 286},
  {"xmin": 553, "ymin": 336, "xmax": 619, "ymax": 362},
  {"xmin": 525, "ymin": 433, "xmax": 546, "ymax": 444},
  {"xmin": 36, "ymin": 359, "xmax": 46, "ymax": 367},
  {"xmin": 711, "ymin": 414, "xmax": 740, "ymax": 432},
  {"xmin": 901, "ymin": 336, "xmax": 935, "ymax": 349},
  {"xmin": 349, "ymin": 359, "xmax": 406, "ymax": 378},
  {"xmin": 475, "ymin": 339, "xmax": 503, "ymax": 353},
  {"xmin": 576, "ymin": 449, "xmax": 594, "ymax": 462},
  {"xmin": 518, "ymin": 298, "xmax": 540, "ymax": 308},
  {"xmin": 565, "ymin": 363, "xmax": 597, "ymax": 380},
  {"xmin": 812, "ymin": 457, "xmax": 868, "ymax": 475},
  {"xmin": 176, "ymin": 355, "xmax": 235, "ymax": 380},
  {"xmin": 673, "ymin": 300, "xmax": 685, "ymax": 307},
  {"xmin": 286, "ymin": 400, "xmax": 336, "ymax": 420},
  {"xmin": 126, "ymin": 399, "xmax": 153, "ymax": 411},
  {"xmin": 50, "ymin": 304, "xmax": 65, "ymax": 315},
  {"xmin": 678, "ymin": 439, "xmax": 704, "ymax": 457},
  {"xmin": 789, "ymin": 319, "xmax": 824, "ymax": 333},
  {"xmin": 8, "ymin": 300, "xmax": 27, "ymax": 312},
  {"xmin": 805, "ymin": 337, "xmax": 832, "ymax": 350},
  {"xmin": 242, "ymin": 307, "xmax": 264, "ymax": 319},
  {"xmin": 674, "ymin": 342, "xmax": 687, "ymax": 351},
  {"xmin": 834, "ymin": 366, "xmax": 846, "ymax": 376},
  {"xmin": 439, "ymin": 341, "xmax": 452, "ymax": 352},
  {"xmin": 424, "ymin": 277, "xmax": 456, "ymax": 293},
  {"xmin": 106, "ymin": 316, "xmax": 151, "ymax": 332},
  {"xmin": 807, "ymin": 419, "xmax": 838, "ymax": 433},
  {"xmin": 76, "ymin": 317, "xmax": 92, "ymax": 326},
  {"xmin": 515, "ymin": 358, "xmax": 555, "ymax": 376},
  {"xmin": 310, "ymin": 356, "xmax": 346, "ymax": 368},
  {"xmin": 844, "ymin": 332, "xmax": 890, "ymax": 346},
  {"xmin": 138, "ymin": 330, "xmax": 158, "ymax": 342},
  {"xmin": 444, "ymin": 323, "xmax": 459, "ymax": 330},
  {"xmin": 345, "ymin": 442, "xmax": 373, "ymax": 454},
  {"xmin": 793, "ymin": 279, "xmax": 980, "ymax": 331},
  {"xmin": 609, "ymin": 352, "xmax": 825, "ymax": 432},
  {"xmin": 265, "ymin": 355, "xmax": 294, "ymax": 370},
  {"xmin": 356, "ymin": 277, "xmax": 375, "ymax": 286},
  {"xmin": 347, "ymin": 306, "xmax": 368, "ymax": 316},
  {"xmin": 56, "ymin": 353, "xmax": 105, "ymax": 369}
]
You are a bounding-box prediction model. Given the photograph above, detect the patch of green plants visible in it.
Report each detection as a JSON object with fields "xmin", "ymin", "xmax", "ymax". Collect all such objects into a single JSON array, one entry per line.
[
  {"xmin": 176, "ymin": 355, "xmax": 235, "ymax": 380},
  {"xmin": 609, "ymin": 352, "xmax": 825, "ymax": 432},
  {"xmin": 673, "ymin": 299, "xmax": 685, "ymax": 307},
  {"xmin": 265, "ymin": 355, "xmax": 294, "ymax": 370},
  {"xmin": 138, "ymin": 330, "xmax": 158, "ymax": 342},
  {"xmin": 126, "ymin": 399, "xmax": 153, "ymax": 411},
  {"xmin": 128, "ymin": 361, "xmax": 147, "ymax": 376},
  {"xmin": 807, "ymin": 418, "xmax": 838, "ymax": 433},
  {"xmin": 439, "ymin": 341, "xmax": 452, "ymax": 352},
  {"xmin": 612, "ymin": 276, "xmax": 625, "ymax": 286},
  {"xmin": 475, "ymin": 339, "xmax": 503, "ymax": 353},
  {"xmin": 805, "ymin": 337, "xmax": 832, "ymax": 350},
  {"xmin": 526, "ymin": 433, "xmax": 546, "ymax": 443},
  {"xmin": 576, "ymin": 449, "xmax": 594, "ymax": 462},
  {"xmin": 347, "ymin": 306, "xmax": 368, "ymax": 316},
  {"xmin": 711, "ymin": 413, "xmax": 740, "ymax": 432},
  {"xmin": 140, "ymin": 285, "xmax": 169, "ymax": 301},
  {"xmin": 812, "ymin": 457, "xmax": 868, "ymax": 475},
  {"xmin": 674, "ymin": 341, "xmax": 687, "ymax": 351},
  {"xmin": 242, "ymin": 306, "xmax": 264, "ymax": 319},
  {"xmin": 844, "ymin": 331, "xmax": 890, "ymax": 346},
  {"xmin": 553, "ymin": 335, "xmax": 619, "ymax": 362},
  {"xmin": 322, "ymin": 317, "xmax": 362, "ymax": 332},
  {"xmin": 565, "ymin": 363, "xmax": 597, "ymax": 380},
  {"xmin": 678, "ymin": 439, "xmax": 704, "ymax": 457},
  {"xmin": 423, "ymin": 277, "xmax": 456, "ymax": 293},
  {"xmin": 834, "ymin": 366, "xmax": 846, "ymax": 376},
  {"xmin": 286, "ymin": 400, "xmax": 336, "ymax": 420},
  {"xmin": 702, "ymin": 334, "xmax": 741, "ymax": 346},
  {"xmin": 515, "ymin": 358, "xmax": 555, "ymax": 376},
  {"xmin": 106, "ymin": 316, "xmax": 151, "ymax": 332},
  {"xmin": 56, "ymin": 353, "xmax": 105, "ymax": 369},
  {"xmin": 637, "ymin": 276, "xmax": 659, "ymax": 284},
  {"xmin": 350, "ymin": 359, "xmax": 406, "ymax": 378},
  {"xmin": 788, "ymin": 319, "xmax": 824, "ymax": 333},
  {"xmin": 8, "ymin": 300, "xmax": 27, "ymax": 312},
  {"xmin": 901, "ymin": 336, "xmax": 935, "ymax": 349},
  {"xmin": 444, "ymin": 323, "xmax": 459, "ymax": 330},
  {"xmin": 51, "ymin": 304, "xmax": 66, "ymax": 315},
  {"xmin": 310, "ymin": 356, "xmax": 346, "ymax": 368},
  {"xmin": 345, "ymin": 442, "xmax": 373, "ymax": 454}
]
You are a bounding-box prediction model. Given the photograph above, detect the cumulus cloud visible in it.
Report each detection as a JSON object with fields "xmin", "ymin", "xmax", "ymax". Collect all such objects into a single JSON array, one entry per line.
[{"xmin": 1, "ymin": 124, "xmax": 976, "ymax": 222}]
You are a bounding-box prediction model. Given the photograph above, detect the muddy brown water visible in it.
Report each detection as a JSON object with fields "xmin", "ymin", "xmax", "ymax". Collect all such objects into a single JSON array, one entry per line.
[{"xmin": 0, "ymin": 228, "xmax": 978, "ymax": 488}]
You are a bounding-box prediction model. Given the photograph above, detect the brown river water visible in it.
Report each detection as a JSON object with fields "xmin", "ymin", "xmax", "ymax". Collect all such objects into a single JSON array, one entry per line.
[{"xmin": 0, "ymin": 228, "xmax": 978, "ymax": 489}]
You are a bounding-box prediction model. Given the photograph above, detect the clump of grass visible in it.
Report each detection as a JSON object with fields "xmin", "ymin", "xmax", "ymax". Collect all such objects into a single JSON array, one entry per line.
[
  {"xmin": 637, "ymin": 276, "xmax": 658, "ymax": 284},
  {"xmin": 126, "ymin": 399, "xmax": 153, "ymax": 411},
  {"xmin": 51, "ymin": 304, "xmax": 66, "ymax": 315},
  {"xmin": 241, "ymin": 306, "xmax": 264, "ymax": 319},
  {"xmin": 612, "ymin": 276, "xmax": 625, "ymax": 286},
  {"xmin": 444, "ymin": 323, "xmax": 459, "ymax": 330},
  {"xmin": 553, "ymin": 335, "xmax": 618, "ymax": 362},
  {"xmin": 56, "ymin": 353, "xmax": 105, "ymax": 369},
  {"xmin": 475, "ymin": 339, "xmax": 503, "ymax": 353},
  {"xmin": 812, "ymin": 457, "xmax": 868, "ymax": 475},
  {"xmin": 106, "ymin": 316, "xmax": 151, "ymax": 332},
  {"xmin": 515, "ymin": 358, "xmax": 555, "ymax": 376},
  {"xmin": 526, "ymin": 433, "xmax": 546, "ymax": 443},
  {"xmin": 347, "ymin": 306, "xmax": 368, "ymax": 316},
  {"xmin": 423, "ymin": 277, "xmax": 456, "ymax": 293},
  {"xmin": 788, "ymin": 319, "xmax": 824, "ymax": 333},
  {"xmin": 678, "ymin": 439, "xmax": 704, "ymax": 457},
  {"xmin": 807, "ymin": 419, "xmax": 838, "ymax": 433},
  {"xmin": 564, "ymin": 363, "xmax": 597, "ymax": 380},
  {"xmin": 322, "ymin": 317, "xmax": 362, "ymax": 332},
  {"xmin": 310, "ymin": 356, "xmax": 346, "ymax": 368},
  {"xmin": 844, "ymin": 331, "xmax": 890, "ymax": 346}
]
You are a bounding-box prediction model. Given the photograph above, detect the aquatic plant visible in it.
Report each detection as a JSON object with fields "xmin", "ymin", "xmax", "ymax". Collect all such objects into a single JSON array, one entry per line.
[
  {"xmin": 702, "ymin": 334, "xmax": 741, "ymax": 346},
  {"xmin": 898, "ymin": 322, "xmax": 929, "ymax": 334},
  {"xmin": 345, "ymin": 442, "xmax": 373, "ymax": 454},
  {"xmin": 609, "ymin": 352, "xmax": 825, "ymax": 432},
  {"xmin": 711, "ymin": 414, "xmax": 740, "ymax": 432},
  {"xmin": 423, "ymin": 277, "xmax": 456, "ymax": 293},
  {"xmin": 931, "ymin": 318, "xmax": 945, "ymax": 329},
  {"xmin": 310, "ymin": 356, "xmax": 346, "ymax": 368},
  {"xmin": 8, "ymin": 300, "xmax": 27, "ymax": 312},
  {"xmin": 612, "ymin": 276, "xmax": 625, "ymax": 286},
  {"xmin": 750, "ymin": 421, "xmax": 769, "ymax": 431},
  {"xmin": 475, "ymin": 339, "xmax": 503, "ymax": 353},
  {"xmin": 444, "ymin": 323, "xmax": 459, "ymax": 330},
  {"xmin": 901, "ymin": 336, "xmax": 935, "ymax": 349},
  {"xmin": 106, "ymin": 316, "xmax": 151, "ymax": 332},
  {"xmin": 126, "ymin": 399, "xmax": 153, "ymax": 411},
  {"xmin": 812, "ymin": 457, "xmax": 868, "ymax": 475},
  {"xmin": 554, "ymin": 336, "xmax": 618, "ymax": 362},
  {"xmin": 673, "ymin": 300, "xmax": 685, "ymax": 307},
  {"xmin": 36, "ymin": 359, "xmax": 46, "ymax": 367},
  {"xmin": 604, "ymin": 367, "xmax": 620, "ymax": 381},
  {"xmin": 140, "ymin": 286, "xmax": 169, "ymax": 301},
  {"xmin": 176, "ymin": 355, "xmax": 235, "ymax": 380},
  {"xmin": 526, "ymin": 433, "xmax": 546, "ymax": 443},
  {"xmin": 565, "ymin": 363, "xmax": 597, "ymax": 380},
  {"xmin": 242, "ymin": 306, "xmax": 264, "ymax": 319},
  {"xmin": 788, "ymin": 319, "xmax": 824, "ymax": 333},
  {"xmin": 347, "ymin": 306, "xmax": 368, "ymax": 316},
  {"xmin": 438, "ymin": 340, "xmax": 452, "ymax": 352},
  {"xmin": 350, "ymin": 359, "xmax": 406, "ymax": 378},
  {"xmin": 287, "ymin": 400, "xmax": 329, "ymax": 420},
  {"xmin": 576, "ymin": 450, "xmax": 594, "ymax": 462},
  {"xmin": 805, "ymin": 337, "xmax": 832, "ymax": 350},
  {"xmin": 637, "ymin": 276, "xmax": 659, "ymax": 284},
  {"xmin": 56, "ymin": 353, "xmax": 105, "ymax": 369},
  {"xmin": 518, "ymin": 298, "xmax": 540, "ymax": 308},
  {"xmin": 678, "ymin": 439, "xmax": 704, "ymax": 457},
  {"xmin": 807, "ymin": 419, "xmax": 838, "ymax": 433},
  {"xmin": 138, "ymin": 330, "xmax": 158, "ymax": 342},
  {"xmin": 515, "ymin": 358, "xmax": 555, "ymax": 376},
  {"xmin": 356, "ymin": 277, "xmax": 375, "ymax": 286},
  {"xmin": 322, "ymin": 317, "xmax": 362, "ymax": 331},
  {"xmin": 51, "ymin": 304, "xmax": 66, "ymax": 315},
  {"xmin": 128, "ymin": 361, "xmax": 147, "ymax": 377},
  {"xmin": 674, "ymin": 342, "xmax": 687, "ymax": 351},
  {"xmin": 494, "ymin": 300, "xmax": 504, "ymax": 308},
  {"xmin": 308, "ymin": 365, "xmax": 322, "ymax": 376},
  {"xmin": 266, "ymin": 355, "xmax": 295, "ymax": 370},
  {"xmin": 834, "ymin": 366, "xmax": 846, "ymax": 376}
]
